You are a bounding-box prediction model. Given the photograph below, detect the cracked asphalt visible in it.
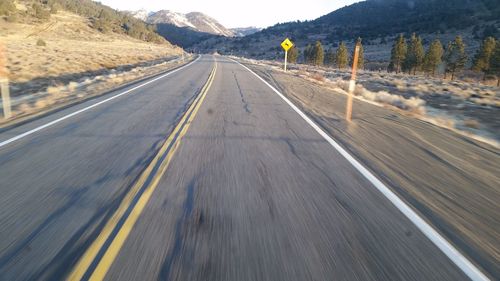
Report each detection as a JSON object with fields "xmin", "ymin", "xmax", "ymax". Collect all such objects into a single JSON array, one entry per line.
[{"xmin": 0, "ymin": 55, "xmax": 491, "ymax": 280}]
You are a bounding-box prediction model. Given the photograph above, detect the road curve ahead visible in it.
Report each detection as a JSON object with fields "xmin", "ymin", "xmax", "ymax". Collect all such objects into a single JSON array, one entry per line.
[{"xmin": 0, "ymin": 55, "xmax": 487, "ymax": 281}]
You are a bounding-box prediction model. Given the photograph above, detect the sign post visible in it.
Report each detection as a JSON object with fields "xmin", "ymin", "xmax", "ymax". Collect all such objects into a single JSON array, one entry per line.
[
  {"xmin": 0, "ymin": 43, "xmax": 11, "ymax": 119},
  {"xmin": 284, "ymin": 50, "xmax": 288, "ymax": 72},
  {"xmin": 280, "ymin": 38, "xmax": 294, "ymax": 72},
  {"xmin": 346, "ymin": 42, "xmax": 361, "ymax": 122}
]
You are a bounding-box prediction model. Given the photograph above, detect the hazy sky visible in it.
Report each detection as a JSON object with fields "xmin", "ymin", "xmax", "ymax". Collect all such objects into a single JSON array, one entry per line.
[{"xmin": 98, "ymin": 0, "xmax": 362, "ymax": 28}]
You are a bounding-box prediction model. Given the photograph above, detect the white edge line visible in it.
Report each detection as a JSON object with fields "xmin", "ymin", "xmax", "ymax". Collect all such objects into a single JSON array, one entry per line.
[
  {"xmin": 231, "ymin": 58, "xmax": 490, "ymax": 281},
  {"xmin": 0, "ymin": 56, "xmax": 201, "ymax": 149}
]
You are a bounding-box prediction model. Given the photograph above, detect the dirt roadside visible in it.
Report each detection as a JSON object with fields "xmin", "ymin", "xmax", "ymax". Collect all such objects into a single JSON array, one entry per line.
[{"xmin": 245, "ymin": 63, "xmax": 500, "ymax": 279}]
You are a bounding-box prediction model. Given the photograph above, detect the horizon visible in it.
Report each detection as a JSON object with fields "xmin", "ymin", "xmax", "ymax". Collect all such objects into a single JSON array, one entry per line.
[{"xmin": 97, "ymin": 0, "xmax": 362, "ymax": 28}]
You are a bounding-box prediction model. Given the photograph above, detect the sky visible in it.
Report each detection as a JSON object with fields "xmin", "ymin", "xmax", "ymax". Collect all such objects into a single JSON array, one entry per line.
[{"xmin": 98, "ymin": 0, "xmax": 361, "ymax": 28}]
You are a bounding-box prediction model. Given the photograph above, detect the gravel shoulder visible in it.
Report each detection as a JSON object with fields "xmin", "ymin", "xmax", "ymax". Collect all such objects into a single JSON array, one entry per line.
[{"xmin": 245, "ymin": 62, "xmax": 500, "ymax": 279}]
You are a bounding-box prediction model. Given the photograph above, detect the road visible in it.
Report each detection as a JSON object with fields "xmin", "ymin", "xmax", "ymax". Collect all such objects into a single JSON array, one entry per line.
[{"xmin": 0, "ymin": 55, "xmax": 490, "ymax": 280}]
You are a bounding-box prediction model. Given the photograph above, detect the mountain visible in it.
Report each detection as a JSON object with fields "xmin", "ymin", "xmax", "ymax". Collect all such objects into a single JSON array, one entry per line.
[
  {"xmin": 192, "ymin": 0, "xmax": 500, "ymax": 64},
  {"xmin": 126, "ymin": 9, "xmax": 151, "ymax": 22},
  {"xmin": 230, "ymin": 27, "xmax": 262, "ymax": 37},
  {"xmin": 135, "ymin": 10, "xmax": 234, "ymax": 37},
  {"xmin": 147, "ymin": 10, "xmax": 197, "ymax": 28},
  {"xmin": 314, "ymin": 0, "xmax": 500, "ymax": 39},
  {"xmin": 185, "ymin": 12, "xmax": 234, "ymax": 37},
  {"xmin": 251, "ymin": 0, "xmax": 499, "ymax": 43},
  {"xmin": 155, "ymin": 23, "xmax": 221, "ymax": 48}
]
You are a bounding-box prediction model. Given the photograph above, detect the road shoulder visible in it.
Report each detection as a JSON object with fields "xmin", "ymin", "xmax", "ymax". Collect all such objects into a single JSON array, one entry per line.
[
  {"xmin": 244, "ymin": 61, "xmax": 500, "ymax": 279},
  {"xmin": 0, "ymin": 56, "xmax": 197, "ymax": 132}
]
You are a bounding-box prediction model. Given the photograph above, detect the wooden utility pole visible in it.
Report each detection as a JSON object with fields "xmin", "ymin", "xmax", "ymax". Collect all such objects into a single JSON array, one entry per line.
[
  {"xmin": 0, "ymin": 42, "xmax": 11, "ymax": 119},
  {"xmin": 345, "ymin": 42, "xmax": 360, "ymax": 122}
]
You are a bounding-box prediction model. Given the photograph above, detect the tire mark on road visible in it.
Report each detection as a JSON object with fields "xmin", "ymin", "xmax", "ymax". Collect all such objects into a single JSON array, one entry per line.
[{"xmin": 158, "ymin": 178, "xmax": 197, "ymax": 281}]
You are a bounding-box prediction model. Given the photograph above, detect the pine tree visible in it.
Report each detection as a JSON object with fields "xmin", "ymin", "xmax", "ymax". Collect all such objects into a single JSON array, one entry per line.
[
  {"xmin": 336, "ymin": 42, "xmax": 348, "ymax": 69},
  {"xmin": 325, "ymin": 47, "xmax": 336, "ymax": 67},
  {"xmin": 403, "ymin": 33, "xmax": 424, "ymax": 74},
  {"xmin": 402, "ymin": 33, "xmax": 415, "ymax": 74},
  {"xmin": 304, "ymin": 44, "xmax": 313, "ymax": 64},
  {"xmin": 489, "ymin": 43, "xmax": 500, "ymax": 86},
  {"xmin": 472, "ymin": 37, "xmax": 496, "ymax": 80},
  {"xmin": 313, "ymin": 41, "xmax": 324, "ymax": 66},
  {"xmin": 351, "ymin": 37, "xmax": 364, "ymax": 69},
  {"xmin": 444, "ymin": 36, "xmax": 468, "ymax": 80},
  {"xmin": 423, "ymin": 39, "xmax": 444, "ymax": 76},
  {"xmin": 389, "ymin": 34, "xmax": 407, "ymax": 73},
  {"xmin": 413, "ymin": 36, "xmax": 424, "ymax": 74},
  {"xmin": 287, "ymin": 46, "xmax": 299, "ymax": 64},
  {"xmin": 303, "ymin": 45, "xmax": 309, "ymax": 64}
]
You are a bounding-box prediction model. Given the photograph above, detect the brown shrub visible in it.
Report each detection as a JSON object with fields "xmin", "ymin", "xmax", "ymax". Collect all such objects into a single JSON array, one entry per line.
[
  {"xmin": 311, "ymin": 72, "xmax": 325, "ymax": 82},
  {"xmin": 36, "ymin": 39, "xmax": 46, "ymax": 46},
  {"xmin": 463, "ymin": 119, "xmax": 480, "ymax": 129}
]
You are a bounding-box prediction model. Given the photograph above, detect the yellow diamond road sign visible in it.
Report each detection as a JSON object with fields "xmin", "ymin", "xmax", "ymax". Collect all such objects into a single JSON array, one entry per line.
[{"xmin": 281, "ymin": 38, "xmax": 294, "ymax": 51}]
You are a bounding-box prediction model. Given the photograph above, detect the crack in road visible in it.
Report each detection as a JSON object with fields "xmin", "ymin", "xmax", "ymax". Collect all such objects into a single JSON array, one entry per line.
[{"xmin": 233, "ymin": 72, "xmax": 251, "ymax": 114}]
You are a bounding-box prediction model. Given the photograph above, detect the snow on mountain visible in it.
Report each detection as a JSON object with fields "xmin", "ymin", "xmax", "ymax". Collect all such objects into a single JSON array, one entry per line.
[
  {"xmin": 126, "ymin": 9, "xmax": 151, "ymax": 22},
  {"xmin": 147, "ymin": 10, "xmax": 196, "ymax": 29},
  {"xmin": 184, "ymin": 12, "xmax": 234, "ymax": 37},
  {"xmin": 129, "ymin": 9, "xmax": 235, "ymax": 37}
]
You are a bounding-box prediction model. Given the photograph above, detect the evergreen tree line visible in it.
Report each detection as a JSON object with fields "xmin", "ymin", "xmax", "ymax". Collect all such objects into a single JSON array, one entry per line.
[
  {"xmin": 286, "ymin": 38, "xmax": 365, "ymax": 70},
  {"xmin": 389, "ymin": 33, "xmax": 500, "ymax": 85},
  {"xmin": 285, "ymin": 34, "xmax": 499, "ymax": 86}
]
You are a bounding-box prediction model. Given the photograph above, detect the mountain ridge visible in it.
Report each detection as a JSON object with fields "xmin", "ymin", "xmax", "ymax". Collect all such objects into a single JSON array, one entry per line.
[
  {"xmin": 127, "ymin": 9, "xmax": 234, "ymax": 37},
  {"xmin": 230, "ymin": 27, "xmax": 262, "ymax": 37}
]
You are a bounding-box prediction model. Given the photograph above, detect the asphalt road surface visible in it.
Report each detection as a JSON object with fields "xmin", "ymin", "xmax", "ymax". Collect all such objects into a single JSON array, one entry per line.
[{"xmin": 0, "ymin": 55, "xmax": 490, "ymax": 280}]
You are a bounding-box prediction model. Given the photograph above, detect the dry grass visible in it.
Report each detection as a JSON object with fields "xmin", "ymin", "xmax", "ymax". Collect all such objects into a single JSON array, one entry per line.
[
  {"xmin": 0, "ymin": 10, "xmax": 188, "ymax": 123},
  {"xmin": 1, "ymin": 55, "xmax": 191, "ymax": 123},
  {"xmin": 310, "ymin": 72, "xmax": 325, "ymax": 82},
  {"xmin": 1, "ymin": 11, "xmax": 181, "ymax": 85}
]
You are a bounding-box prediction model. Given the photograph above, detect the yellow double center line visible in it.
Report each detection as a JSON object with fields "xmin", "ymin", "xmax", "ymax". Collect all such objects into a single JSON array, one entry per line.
[{"xmin": 68, "ymin": 61, "xmax": 218, "ymax": 281}]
